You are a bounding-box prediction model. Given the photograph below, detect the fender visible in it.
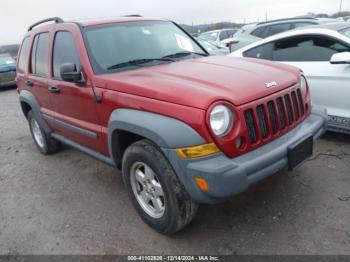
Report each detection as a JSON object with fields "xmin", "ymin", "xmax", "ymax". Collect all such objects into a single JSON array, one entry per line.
[
  {"xmin": 108, "ymin": 109, "xmax": 206, "ymax": 164},
  {"xmin": 19, "ymin": 90, "xmax": 51, "ymax": 133}
]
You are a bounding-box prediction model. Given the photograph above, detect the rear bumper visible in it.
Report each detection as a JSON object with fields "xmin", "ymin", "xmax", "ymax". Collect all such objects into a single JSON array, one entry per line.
[
  {"xmin": 327, "ymin": 115, "xmax": 350, "ymax": 135},
  {"xmin": 162, "ymin": 105, "xmax": 327, "ymax": 204}
]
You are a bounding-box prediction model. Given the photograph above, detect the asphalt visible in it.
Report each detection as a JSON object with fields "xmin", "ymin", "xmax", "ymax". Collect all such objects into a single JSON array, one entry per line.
[{"xmin": 0, "ymin": 87, "xmax": 349, "ymax": 255}]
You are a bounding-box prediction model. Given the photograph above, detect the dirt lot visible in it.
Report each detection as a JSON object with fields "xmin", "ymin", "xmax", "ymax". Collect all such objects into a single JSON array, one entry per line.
[{"xmin": 0, "ymin": 87, "xmax": 350, "ymax": 255}]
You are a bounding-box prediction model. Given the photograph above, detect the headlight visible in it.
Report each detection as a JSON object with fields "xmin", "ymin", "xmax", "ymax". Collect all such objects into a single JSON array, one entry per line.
[
  {"xmin": 210, "ymin": 105, "xmax": 233, "ymax": 136},
  {"xmin": 300, "ymin": 75, "xmax": 308, "ymax": 97}
]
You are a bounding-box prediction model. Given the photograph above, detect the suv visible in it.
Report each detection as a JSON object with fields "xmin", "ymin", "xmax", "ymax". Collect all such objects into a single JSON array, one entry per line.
[
  {"xmin": 229, "ymin": 17, "xmax": 325, "ymax": 52},
  {"xmin": 17, "ymin": 17, "xmax": 327, "ymax": 234}
]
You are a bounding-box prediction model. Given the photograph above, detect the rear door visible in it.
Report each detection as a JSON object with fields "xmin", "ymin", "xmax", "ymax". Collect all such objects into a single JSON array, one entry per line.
[
  {"xmin": 48, "ymin": 28, "xmax": 103, "ymax": 153},
  {"xmin": 27, "ymin": 32, "xmax": 57, "ymax": 127},
  {"xmin": 270, "ymin": 35, "xmax": 350, "ymax": 118}
]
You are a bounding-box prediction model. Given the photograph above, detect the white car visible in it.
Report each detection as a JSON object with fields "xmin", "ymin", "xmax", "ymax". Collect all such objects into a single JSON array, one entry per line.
[
  {"xmin": 198, "ymin": 28, "xmax": 239, "ymax": 47},
  {"xmin": 230, "ymin": 23, "xmax": 350, "ymax": 134}
]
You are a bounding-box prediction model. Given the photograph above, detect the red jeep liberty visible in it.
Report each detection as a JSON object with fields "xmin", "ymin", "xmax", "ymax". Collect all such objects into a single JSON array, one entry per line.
[{"xmin": 17, "ymin": 17, "xmax": 327, "ymax": 234}]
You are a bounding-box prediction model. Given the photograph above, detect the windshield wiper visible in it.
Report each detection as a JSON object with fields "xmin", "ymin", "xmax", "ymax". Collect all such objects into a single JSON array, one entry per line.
[
  {"xmin": 107, "ymin": 58, "xmax": 174, "ymax": 70},
  {"xmin": 162, "ymin": 51, "xmax": 209, "ymax": 59}
]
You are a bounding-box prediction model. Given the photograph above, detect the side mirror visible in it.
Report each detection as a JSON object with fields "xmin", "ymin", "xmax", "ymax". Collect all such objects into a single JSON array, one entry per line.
[
  {"xmin": 60, "ymin": 63, "xmax": 85, "ymax": 83},
  {"xmin": 330, "ymin": 52, "xmax": 350, "ymax": 64}
]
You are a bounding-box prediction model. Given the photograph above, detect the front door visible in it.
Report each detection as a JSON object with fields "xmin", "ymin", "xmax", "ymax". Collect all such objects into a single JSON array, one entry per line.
[{"xmin": 48, "ymin": 30, "xmax": 102, "ymax": 153}]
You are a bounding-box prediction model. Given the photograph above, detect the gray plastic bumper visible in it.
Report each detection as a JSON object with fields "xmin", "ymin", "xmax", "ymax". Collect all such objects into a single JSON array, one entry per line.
[{"xmin": 162, "ymin": 106, "xmax": 327, "ymax": 204}]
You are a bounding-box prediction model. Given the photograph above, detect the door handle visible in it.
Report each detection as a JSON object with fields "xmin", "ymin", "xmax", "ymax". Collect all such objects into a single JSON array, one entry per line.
[
  {"xmin": 48, "ymin": 86, "xmax": 60, "ymax": 94},
  {"xmin": 26, "ymin": 80, "xmax": 33, "ymax": 87}
]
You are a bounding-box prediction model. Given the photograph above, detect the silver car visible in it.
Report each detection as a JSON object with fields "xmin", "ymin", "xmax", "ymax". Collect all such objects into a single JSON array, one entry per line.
[
  {"xmin": 196, "ymin": 38, "xmax": 230, "ymax": 55},
  {"xmin": 229, "ymin": 17, "xmax": 336, "ymax": 52},
  {"xmin": 198, "ymin": 28, "xmax": 239, "ymax": 47}
]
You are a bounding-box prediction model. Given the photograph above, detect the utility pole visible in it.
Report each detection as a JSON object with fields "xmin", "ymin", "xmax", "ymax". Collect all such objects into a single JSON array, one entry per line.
[{"xmin": 339, "ymin": 0, "xmax": 343, "ymax": 15}]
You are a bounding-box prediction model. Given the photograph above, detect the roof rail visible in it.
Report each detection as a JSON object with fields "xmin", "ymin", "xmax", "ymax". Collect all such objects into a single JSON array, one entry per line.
[
  {"xmin": 28, "ymin": 17, "xmax": 64, "ymax": 31},
  {"xmin": 257, "ymin": 17, "xmax": 316, "ymax": 25},
  {"xmin": 123, "ymin": 14, "xmax": 142, "ymax": 17}
]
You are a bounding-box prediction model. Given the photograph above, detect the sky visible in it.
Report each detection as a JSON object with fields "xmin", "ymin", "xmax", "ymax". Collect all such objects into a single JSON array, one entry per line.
[{"xmin": 1, "ymin": 0, "xmax": 349, "ymax": 45}]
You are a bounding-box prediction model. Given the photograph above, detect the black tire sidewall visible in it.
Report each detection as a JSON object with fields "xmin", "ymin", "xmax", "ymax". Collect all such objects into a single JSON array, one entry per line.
[{"xmin": 122, "ymin": 141, "xmax": 186, "ymax": 234}]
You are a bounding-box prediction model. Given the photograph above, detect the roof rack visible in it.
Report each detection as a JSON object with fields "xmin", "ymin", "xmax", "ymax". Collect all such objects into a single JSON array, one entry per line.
[
  {"xmin": 123, "ymin": 14, "xmax": 142, "ymax": 17},
  {"xmin": 28, "ymin": 17, "xmax": 64, "ymax": 31},
  {"xmin": 257, "ymin": 17, "xmax": 316, "ymax": 25}
]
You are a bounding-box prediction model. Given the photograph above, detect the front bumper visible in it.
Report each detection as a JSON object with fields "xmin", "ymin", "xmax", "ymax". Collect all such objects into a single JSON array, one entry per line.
[
  {"xmin": 0, "ymin": 71, "xmax": 16, "ymax": 87},
  {"xmin": 162, "ymin": 106, "xmax": 327, "ymax": 204},
  {"xmin": 327, "ymin": 115, "xmax": 350, "ymax": 135},
  {"xmin": 0, "ymin": 80, "xmax": 16, "ymax": 87}
]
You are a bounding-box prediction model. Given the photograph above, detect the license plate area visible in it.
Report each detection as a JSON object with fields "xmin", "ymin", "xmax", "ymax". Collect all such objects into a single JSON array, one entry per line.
[{"xmin": 288, "ymin": 136, "xmax": 313, "ymax": 170}]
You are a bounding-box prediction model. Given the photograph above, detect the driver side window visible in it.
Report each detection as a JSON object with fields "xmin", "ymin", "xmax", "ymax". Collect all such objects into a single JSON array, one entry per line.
[
  {"xmin": 53, "ymin": 31, "xmax": 80, "ymax": 80},
  {"xmin": 272, "ymin": 35, "xmax": 350, "ymax": 62}
]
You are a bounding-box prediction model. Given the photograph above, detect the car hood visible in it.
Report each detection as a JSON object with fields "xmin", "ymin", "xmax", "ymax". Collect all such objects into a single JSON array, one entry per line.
[
  {"xmin": 94, "ymin": 56, "xmax": 300, "ymax": 109},
  {"xmin": 0, "ymin": 64, "xmax": 16, "ymax": 73}
]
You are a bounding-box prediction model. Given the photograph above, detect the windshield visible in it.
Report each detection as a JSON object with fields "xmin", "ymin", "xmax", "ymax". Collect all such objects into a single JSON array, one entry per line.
[
  {"xmin": 199, "ymin": 31, "xmax": 219, "ymax": 42},
  {"xmin": 0, "ymin": 56, "xmax": 15, "ymax": 66},
  {"xmin": 340, "ymin": 27, "xmax": 350, "ymax": 38},
  {"xmin": 84, "ymin": 21, "xmax": 206, "ymax": 73}
]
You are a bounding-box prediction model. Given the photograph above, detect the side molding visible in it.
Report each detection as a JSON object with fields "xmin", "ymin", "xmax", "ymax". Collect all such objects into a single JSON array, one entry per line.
[{"xmin": 19, "ymin": 90, "xmax": 51, "ymax": 133}]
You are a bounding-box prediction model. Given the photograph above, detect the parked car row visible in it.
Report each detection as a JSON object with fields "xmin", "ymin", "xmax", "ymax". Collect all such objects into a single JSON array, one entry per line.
[{"xmin": 231, "ymin": 22, "xmax": 350, "ymax": 135}]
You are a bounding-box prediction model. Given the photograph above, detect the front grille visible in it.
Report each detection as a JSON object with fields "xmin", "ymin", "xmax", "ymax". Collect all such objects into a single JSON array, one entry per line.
[
  {"xmin": 0, "ymin": 71, "xmax": 16, "ymax": 83},
  {"xmin": 244, "ymin": 88, "xmax": 305, "ymax": 144}
]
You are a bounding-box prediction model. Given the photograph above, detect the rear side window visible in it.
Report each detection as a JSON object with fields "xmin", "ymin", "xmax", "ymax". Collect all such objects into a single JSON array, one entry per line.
[
  {"xmin": 262, "ymin": 23, "xmax": 292, "ymax": 38},
  {"xmin": 251, "ymin": 26, "xmax": 267, "ymax": 38},
  {"xmin": 31, "ymin": 33, "xmax": 49, "ymax": 77},
  {"xmin": 293, "ymin": 22, "xmax": 317, "ymax": 29},
  {"xmin": 53, "ymin": 31, "xmax": 80, "ymax": 79},
  {"xmin": 18, "ymin": 37, "xmax": 31, "ymax": 74}
]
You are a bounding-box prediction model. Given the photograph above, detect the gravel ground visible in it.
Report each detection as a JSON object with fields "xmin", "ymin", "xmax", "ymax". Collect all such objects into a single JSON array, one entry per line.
[{"xmin": 0, "ymin": 87, "xmax": 350, "ymax": 255}]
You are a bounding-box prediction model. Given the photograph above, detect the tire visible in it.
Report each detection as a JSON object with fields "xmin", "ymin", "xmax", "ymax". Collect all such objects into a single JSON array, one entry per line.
[
  {"xmin": 27, "ymin": 110, "xmax": 61, "ymax": 155},
  {"xmin": 122, "ymin": 139, "xmax": 198, "ymax": 234}
]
